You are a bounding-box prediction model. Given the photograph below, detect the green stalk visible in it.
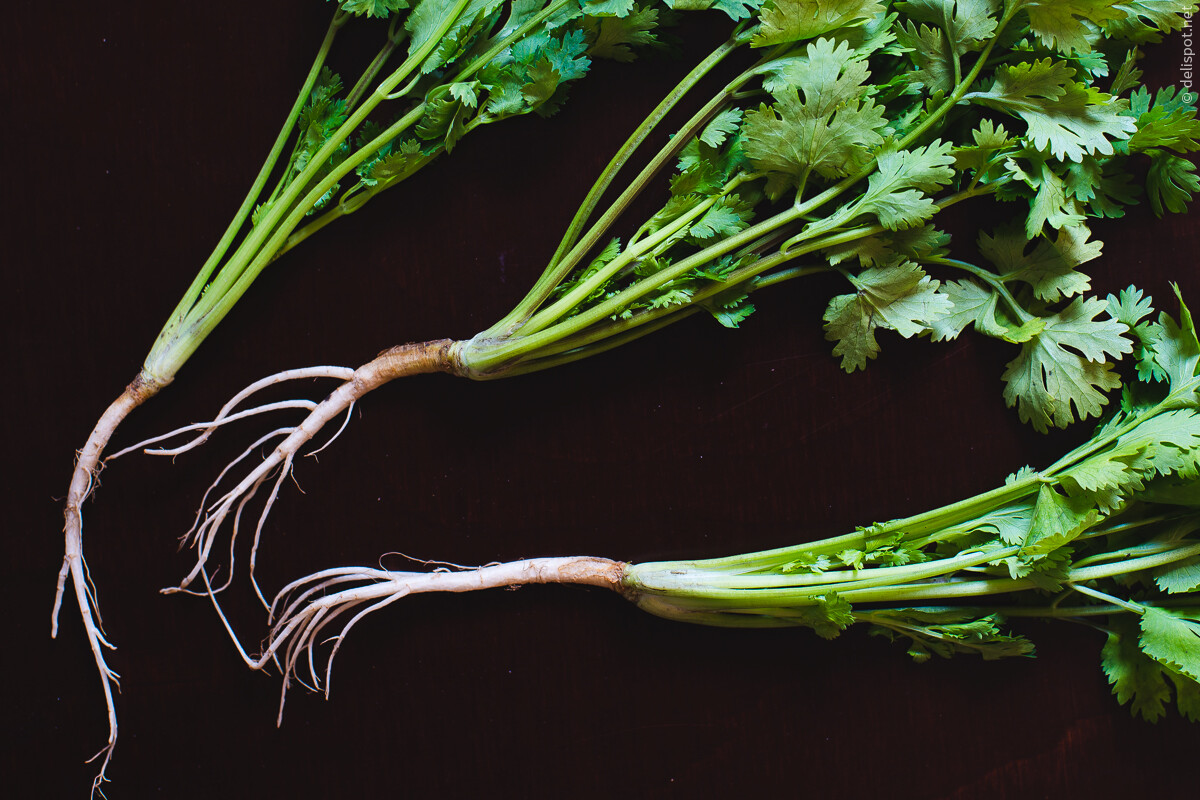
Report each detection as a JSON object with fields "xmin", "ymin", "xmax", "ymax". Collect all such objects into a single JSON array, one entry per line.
[
  {"xmin": 147, "ymin": 11, "xmax": 346, "ymax": 380},
  {"xmin": 484, "ymin": 36, "xmax": 753, "ymax": 337},
  {"xmin": 142, "ymin": 0, "xmax": 472, "ymax": 382}
]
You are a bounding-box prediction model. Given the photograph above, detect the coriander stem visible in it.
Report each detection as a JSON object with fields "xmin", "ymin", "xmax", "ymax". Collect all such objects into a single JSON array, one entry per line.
[
  {"xmin": 144, "ymin": 1, "xmax": 473, "ymax": 381},
  {"xmin": 486, "ymin": 37, "xmax": 750, "ymax": 336},
  {"xmin": 144, "ymin": 11, "xmax": 344, "ymax": 383}
]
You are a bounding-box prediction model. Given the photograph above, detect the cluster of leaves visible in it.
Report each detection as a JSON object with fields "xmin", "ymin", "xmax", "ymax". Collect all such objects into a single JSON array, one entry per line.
[
  {"xmin": 627, "ymin": 287, "xmax": 1200, "ymax": 720},
  {"xmin": 263, "ymin": 0, "xmax": 723, "ymax": 225},
  {"xmin": 525, "ymin": 0, "xmax": 1200, "ymax": 435}
]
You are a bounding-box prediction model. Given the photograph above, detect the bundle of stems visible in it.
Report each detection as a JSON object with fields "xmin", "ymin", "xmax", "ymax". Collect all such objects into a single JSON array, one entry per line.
[
  {"xmin": 257, "ymin": 287, "xmax": 1200, "ymax": 723},
  {"xmin": 145, "ymin": 0, "xmax": 1200, "ymax": 654},
  {"xmin": 55, "ymin": 0, "xmax": 701, "ymax": 788}
]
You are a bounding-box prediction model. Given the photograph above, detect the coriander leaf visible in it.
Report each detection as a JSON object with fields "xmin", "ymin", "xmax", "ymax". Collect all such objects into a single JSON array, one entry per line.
[
  {"xmin": 968, "ymin": 499, "xmax": 1037, "ymax": 545},
  {"xmin": 1155, "ymin": 555, "xmax": 1200, "ymax": 593},
  {"xmin": 1006, "ymin": 157, "xmax": 1086, "ymax": 238},
  {"xmin": 823, "ymin": 261, "xmax": 951, "ymax": 371},
  {"xmin": 978, "ymin": 223, "xmax": 1101, "ymax": 302},
  {"xmin": 823, "ymin": 224, "xmax": 949, "ymax": 267},
  {"xmin": 743, "ymin": 38, "xmax": 886, "ymax": 194},
  {"xmin": 686, "ymin": 195, "xmax": 755, "ymax": 243},
  {"xmin": 1146, "ymin": 150, "xmax": 1200, "ymax": 215},
  {"xmin": 971, "ymin": 59, "xmax": 1137, "ymax": 161},
  {"xmin": 1169, "ymin": 670, "xmax": 1200, "ymax": 721},
  {"xmin": 705, "ymin": 292, "xmax": 757, "ymax": 328},
  {"xmin": 1019, "ymin": 483, "xmax": 1097, "ymax": 557},
  {"xmin": 1107, "ymin": 285, "xmax": 1161, "ymax": 379},
  {"xmin": 894, "ymin": 20, "xmax": 956, "ymax": 94},
  {"xmin": 1017, "ymin": 0, "xmax": 1125, "ymax": 54},
  {"xmin": 582, "ymin": 5, "xmax": 660, "ymax": 62},
  {"xmin": 1103, "ymin": 0, "xmax": 1199, "ymax": 43},
  {"xmin": 953, "ymin": 119, "xmax": 1014, "ymax": 175},
  {"xmin": 1103, "ymin": 615, "xmax": 1174, "ymax": 721},
  {"xmin": 665, "ymin": 0, "xmax": 765, "ymax": 21},
  {"xmin": 358, "ymin": 138, "xmax": 429, "ymax": 185},
  {"xmin": 848, "ymin": 140, "xmax": 957, "ymax": 229},
  {"xmin": 423, "ymin": 0, "xmax": 507, "ymax": 74},
  {"xmin": 699, "ymin": 108, "xmax": 744, "ymax": 148},
  {"xmin": 897, "ymin": 0, "xmax": 1001, "ymax": 53},
  {"xmin": 1110, "ymin": 44, "xmax": 1144, "ymax": 93},
  {"xmin": 1063, "ymin": 156, "xmax": 1141, "ymax": 218},
  {"xmin": 1001, "ymin": 296, "xmax": 1132, "ymax": 431},
  {"xmin": 1151, "ymin": 290, "xmax": 1200, "ymax": 394},
  {"xmin": 751, "ymin": 0, "xmax": 886, "ymax": 47},
  {"xmin": 336, "ymin": 0, "xmax": 410, "ymax": 17},
  {"xmin": 1139, "ymin": 606, "xmax": 1200, "ymax": 681},
  {"xmin": 295, "ymin": 68, "xmax": 348, "ymax": 174},
  {"xmin": 928, "ymin": 278, "xmax": 1011, "ymax": 341},
  {"xmin": 583, "ymin": 0, "xmax": 637, "ymax": 15},
  {"xmin": 813, "ymin": 592, "xmax": 856, "ymax": 639},
  {"xmin": 406, "ymin": 0, "xmax": 468, "ymax": 62},
  {"xmin": 1127, "ymin": 85, "xmax": 1200, "ymax": 154}
]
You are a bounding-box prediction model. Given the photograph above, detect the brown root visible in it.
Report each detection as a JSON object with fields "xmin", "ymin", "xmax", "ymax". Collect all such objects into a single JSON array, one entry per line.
[
  {"xmin": 54, "ymin": 374, "xmax": 160, "ymax": 797},
  {"xmin": 159, "ymin": 340, "xmax": 461, "ymax": 665},
  {"xmin": 249, "ymin": 556, "xmax": 626, "ymax": 724}
]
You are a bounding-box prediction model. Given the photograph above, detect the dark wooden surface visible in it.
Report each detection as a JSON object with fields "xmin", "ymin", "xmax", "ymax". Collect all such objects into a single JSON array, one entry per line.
[{"xmin": 7, "ymin": 4, "xmax": 1198, "ymax": 797}]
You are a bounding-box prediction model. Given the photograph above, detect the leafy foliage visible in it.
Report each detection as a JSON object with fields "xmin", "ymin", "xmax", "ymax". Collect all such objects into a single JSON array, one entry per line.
[
  {"xmin": 628, "ymin": 292, "xmax": 1200, "ymax": 721},
  {"xmin": 500, "ymin": 0, "xmax": 1200, "ymax": 437}
]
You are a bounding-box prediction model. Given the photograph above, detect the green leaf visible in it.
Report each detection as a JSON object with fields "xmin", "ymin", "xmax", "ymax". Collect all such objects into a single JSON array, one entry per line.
[
  {"xmin": 699, "ymin": 108, "xmax": 744, "ymax": 148},
  {"xmin": 1063, "ymin": 157, "xmax": 1141, "ymax": 218},
  {"xmin": 406, "ymin": 0, "xmax": 467, "ymax": 61},
  {"xmin": 1146, "ymin": 150, "xmax": 1200, "ymax": 215},
  {"xmin": 978, "ymin": 224, "xmax": 1101, "ymax": 302},
  {"xmin": 1107, "ymin": 285, "xmax": 1163, "ymax": 381},
  {"xmin": 1139, "ymin": 606, "xmax": 1200, "ymax": 681},
  {"xmin": 1001, "ymin": 296, "xmax": 1132, "ymax": 431},
  {"xmin": 336, "ymin": 0, "xmax": 410, "ymax": 17},
  {"xmin": 665, "ymin": 0, "xmax": 765, "ymax": 20},
  {"xmin": 705, "ymin": 292, "xmax": 757, "ymax": 328},
  {"xmin": 897, "ymin": 0, "xmax": 1002, "ymax": 54},
  {"xmin": 743, "ymin": 39, "xmax": 886, "ymax": 191},
  {"xmin": 1020, "ymin": 483, "xmax": 1097, "ymax": 557},
  {"xmin": 971, "ymin": 59, "xmax": 1137, "ymax": 161},
  {"xmin": 1003, "ymin": 157, "xmax": 1085, "ymax": 238},
  {"xmin": 1127, "ymin": 85, "xmax": 1200, "ymax": 154},
  {"xmin": 1155, "ymin": 555, "xmax": 1200, "ymax": 593},
  {"xmin": 953, "ymin": 119, "xmax": 1014, "ymax": 175},
  {"xmin": 422, "ymin": 0, "xmax": 507, "ymax": 75},
  {"xmin": 894, "ymin": 20, "xmax": 957, "ymax": 94},
  {"xmin": 1152, "ymin": 290, "xmax": 1200, "ymax": 394},
  {"xmin": 870, "ymin": 609, "xmax": 1034, "ymax": 661},
  {"xmin": 295, "ymin": 68, "xmax": 348, "ymax": 174},
  {"xmin": 1168, "ymin": 670, "xmax": 1200, "ymax": 721},
  {"xmin": 751, "ymin": 0, "xmax": 886, "ymax": 47},
  {"xmin": 813, "ymin": 592, "xmax": 856, "ymax": 639},
  {"xmin": 582, "ymin": 5, "xmax": 661, "ymax": 62},
  {"xmin": 823, "ymin": 261, "xmax": 952, "ymax": 371},
  {"xmin": 361, "ymin": 138, "xmax": 429, "ymax": 186},
  {"xmin": 928, "ymin": 278, "xmax": 1010, "ymax": 341},
  {"xmin": 1018, "ymin": 0, "xmax": 1125, "ymax": 54},
  {"xmin": 1103, "ymin": 614, "xmax": 1174, "ymax": 722},
  {"xmin": 686, "ymin": 195, "xmax": 755, "ymax": 243},
  {"xmin": 847, "ymin": 140, "xmax": 957, "ymax": 229},
  {"xmin": 583, "ymin": 0, "xmax": 637, "ymax": 15},
  {"xmin": 1103, "ymin": 0, "xmax": 1199, "ymax": 43},
  {"xmin": 1109, "ymin": 44, "xmax": 1144, "ymax": 94}
]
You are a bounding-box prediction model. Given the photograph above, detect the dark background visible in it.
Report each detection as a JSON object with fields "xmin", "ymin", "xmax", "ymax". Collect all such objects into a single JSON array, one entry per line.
[{"xmin": 6, "ymin": 3, "xmax": 1198, "ymax": 797}]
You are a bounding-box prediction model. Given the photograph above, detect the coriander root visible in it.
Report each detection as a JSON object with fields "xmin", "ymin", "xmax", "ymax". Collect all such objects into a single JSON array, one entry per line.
[
  {"xmin": 52, "ymin": 374, "xmax": 161, "ymax": 795},
  {"xmin": 255, "ymin": 556, "xmax": 626, "ymax": 720},
  {"xmin": 141, "ymin": 340, "xmax": 460, "ymax": 617}
]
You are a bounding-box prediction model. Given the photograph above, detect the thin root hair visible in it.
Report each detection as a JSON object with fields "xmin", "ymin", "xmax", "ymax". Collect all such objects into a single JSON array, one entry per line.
[{"xmin": 107, "ymin": 366, "xmax": 355, "ymax": 460}]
